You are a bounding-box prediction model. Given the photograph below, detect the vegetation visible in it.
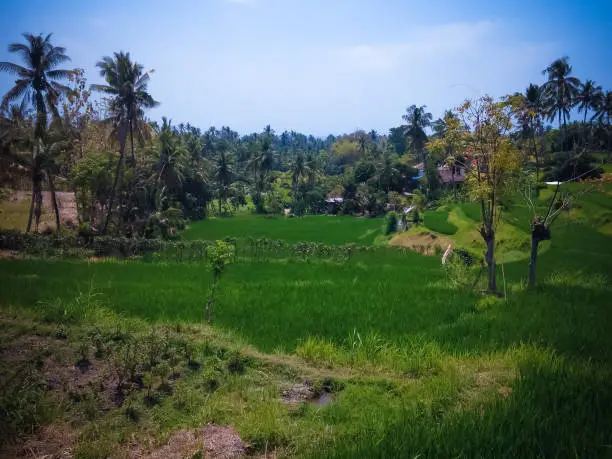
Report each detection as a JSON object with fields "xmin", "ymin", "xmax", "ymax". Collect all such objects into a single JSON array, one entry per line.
[
  {"xmin": 1, "ymin": 30, "xmax": 612, "ymax": 458},
  {"xmin": 423, "ymin": 210, "xmax": 458, "ymax": 235}
]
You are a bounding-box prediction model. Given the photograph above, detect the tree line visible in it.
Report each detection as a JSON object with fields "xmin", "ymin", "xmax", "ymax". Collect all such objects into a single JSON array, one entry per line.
[{"xmin": 1, "ymin": 33, "xmax": 610, "ymax": 246}]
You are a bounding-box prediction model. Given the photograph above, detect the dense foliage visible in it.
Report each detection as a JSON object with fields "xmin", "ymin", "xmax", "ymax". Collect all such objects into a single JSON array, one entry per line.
[{"xmin": 1, "ymin": 35, "xmax": 609, "ymax": 239}]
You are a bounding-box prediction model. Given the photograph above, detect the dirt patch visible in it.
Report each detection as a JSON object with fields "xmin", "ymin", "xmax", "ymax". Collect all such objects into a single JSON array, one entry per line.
[
  {"xmin": 1, "ymin": 422, "xmax": 76, "ymax": 458},
  {"xmin": 281, "ymin": 380, "xmax": 315, "ymax": 406},
  {"xmin": 42, "ymin": 351, "xmax": 119, "ymax": 410},
  {"xmin": 390, "ymin": 231, "xmax": 452, "ymax": 255},
  {"xmin": 0, "ymin": 334, "xmax": 55, "ymax": 363},
  {"xmin": 281, "ymin": 380, "xmax": 334, "ymax": 408},
  {"xmin": 142, "ymin": 424, "xmax": 246, "ymax": 459}
]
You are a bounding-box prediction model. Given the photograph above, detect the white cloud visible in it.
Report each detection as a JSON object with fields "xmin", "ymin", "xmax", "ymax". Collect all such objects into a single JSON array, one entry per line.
[{"xmin": 144, "ymin": 20, "xmax": 557, "ymax": 134}]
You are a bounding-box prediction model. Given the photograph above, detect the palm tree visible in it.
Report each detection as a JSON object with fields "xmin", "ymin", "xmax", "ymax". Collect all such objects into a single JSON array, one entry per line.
[
  {"xmin": 593, "ymin": 91, "xmax": 612, "ymax": 154},
  {"xmin": 248, "ymin": 126, "xmax": 276, "ymax": 213},
  {"xmin": 1, "ymin": 109, "xmax": 68, "ymax": 231},
  {"xmin": 154, "ymin": 117, "xmax": 186, "ymax": 210},
  {"xmin": 402, "ymin": 105, "xmax": 432, "ymax": 162},
  {"xmin": 524, "ymin": 83, "xmax": 545, "ymax": 181},
  {"xmin": 432, "ymin": 110, "xmax": 454, "ymax": 139},
  {"xmin": 91, "ymin": 51, "xmax": 158, "ymax": 233},
  {"xmin": 213, "ymin": 144, "xmax": 236, "ymax": 216},
  {"xmin": 0, "ymin": 33, "xmax": 73, "ymax": 232},
  {"xmin": 542, "ymin": 57, "xmax": 580, "ymax": 131},
  {"xmin": 290, "ymin": 152, "xmax": 307, "ymax": 204},
  {"xmin": 576, "ymin": 79, "xmax": 603, "ymax": 124},
  {"xmin": 305, "ymin": 153, "xmax": 318, "ymax": 185}
]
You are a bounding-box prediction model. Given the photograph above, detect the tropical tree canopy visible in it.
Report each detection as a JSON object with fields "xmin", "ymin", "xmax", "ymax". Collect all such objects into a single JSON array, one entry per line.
[{"xmin": 0, "ymin": 33, "xmax": 73, "ymax": 138}]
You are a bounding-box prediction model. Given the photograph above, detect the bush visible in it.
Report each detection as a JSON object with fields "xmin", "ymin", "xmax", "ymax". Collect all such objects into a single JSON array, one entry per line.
[{"xmin": 384, "ymin": 211, "xmax": 399, "ymax": 235}]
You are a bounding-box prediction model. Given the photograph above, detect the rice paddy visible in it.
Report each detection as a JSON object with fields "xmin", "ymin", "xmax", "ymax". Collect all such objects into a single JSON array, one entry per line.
[{"xmin": 1, "ymin": 181, "xmax": 611, "ymax": 457}]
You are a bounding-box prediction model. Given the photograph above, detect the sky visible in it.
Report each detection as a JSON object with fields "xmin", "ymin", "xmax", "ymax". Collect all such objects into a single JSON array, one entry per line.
[{"xmin": 0, "ymin": 0, "xmax": 611, "ymax": 136}]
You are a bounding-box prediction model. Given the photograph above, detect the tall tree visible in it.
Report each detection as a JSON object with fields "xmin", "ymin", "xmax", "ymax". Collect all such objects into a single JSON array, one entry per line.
[
  {"xmin": 542, "ymin": 57, "xmax": 580, "ymax": 131},
  {"xmin": 402, "ymin": 105, "xmax": 432, "ymax": 162},
  {"xmin": 0, "ymin": 33, "xmax": 73, "ymax": 232},
  {"xmin": 213, "ymin": 143, "xmax": 236, "ymax": 216},
  {"xmin": 248, "ymin": 126, "xmax": 276, "ymax": 213},
  {"xmin": 509, "ymin": 84, "xmax": 545, "ymax": 181},
  {"xmin": 91, "ymin": 51, "xmax": 158, "ymax": 233},
  {"xmin": 593, "ymin": 91, "xmax": 612, "ymax": 155},
  {"xmin": 457, "ymin": 96, "xmax": 520, "ymax": 293},
  {"xmin": 576, "ymin": 79, "xmax": 603, "ymax": 124},
  {"xmin": 154, "ymin": 117, "xmax": 186, "ymax": 210}
]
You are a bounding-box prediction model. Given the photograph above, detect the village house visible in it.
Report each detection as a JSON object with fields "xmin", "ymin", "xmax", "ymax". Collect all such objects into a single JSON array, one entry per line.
[{"xmin": 414, "ymin": 162, "xmax": 467, "ymax": 185}]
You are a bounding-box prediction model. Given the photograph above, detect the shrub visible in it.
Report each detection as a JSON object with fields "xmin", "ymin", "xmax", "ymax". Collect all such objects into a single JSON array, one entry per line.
[{"xmin": 384, "ymin": 211, "xmax": 399, "ymax": 235}]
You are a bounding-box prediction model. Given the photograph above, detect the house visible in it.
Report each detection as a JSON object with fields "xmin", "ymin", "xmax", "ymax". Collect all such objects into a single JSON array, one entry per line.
[
  {"xmin": 325, "ymin": 196, "xmax": 343, "ymax": 214},
  {"xmin": 414, "ymin": 163, "xmax": 467, "ymax": 184}
]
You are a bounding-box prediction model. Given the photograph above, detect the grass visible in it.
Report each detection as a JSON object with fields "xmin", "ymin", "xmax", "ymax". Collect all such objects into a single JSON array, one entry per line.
[
  {"xmin": 1, "ymin": 181, "xmax": 612, "ymax": 457},
  {"xmin": 182, "ymin": 213, "xmax": 384, "ymax": 245},
  {"xmin": 423, "ymin": 210, "xmax": 458, "ymax": 234},
  {"xmin": 0, "ymin": 197, "xmax": 30, "ymax": 230}
]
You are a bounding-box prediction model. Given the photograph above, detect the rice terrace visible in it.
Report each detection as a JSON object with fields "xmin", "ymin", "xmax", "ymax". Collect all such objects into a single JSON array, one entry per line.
[{"xmin": 1, "ymin": 2, "xmax": 612, "ymax": 458}]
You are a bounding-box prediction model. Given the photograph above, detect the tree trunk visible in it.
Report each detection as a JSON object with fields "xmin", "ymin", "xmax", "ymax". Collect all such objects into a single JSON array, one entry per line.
[
  {"xmin": 485, "ymin": 233, "xmax": 496, "ymax": 292},
  {"xmin": 102, "ymin": 123, "xmax": 129, "ymax": 235},
  {"xmin": 48, "ymin": 173, "xmax": 61, "ymax": 232},
  {"xmin": 531, "ymin": 126, "xmax": 540, "ymax": 183},
  {"xmin": 129, "ymin": 119, "xmax": 135, "ymax": 166},
  {"xmin": 206, "ymin": 278, "xmax": 217, "ymax": 324},
  {"xmin": 26, "ymin": 180, "xmax": 36, "ymax": 233},
  {"xmin": 529, "ymin": 223, "xmax": 551, "ymax": 287},
  {"xmin": 34, "ymin": 182, "xmax": 42, "ymax": 232},
  {"xmin": 528, "ymin": 236, "xmax": 539, "ymax": 287}
]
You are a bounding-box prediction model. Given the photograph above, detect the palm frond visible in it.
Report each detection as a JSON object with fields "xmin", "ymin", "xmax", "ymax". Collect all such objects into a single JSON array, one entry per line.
[
  {"xmin": 0, "ymin": 61, "xmax": 29, "ymax": 76},
  {"xmin": 90, "ymin": 83, "xmax": 118, "ymax": 94},
  {"xmin": 45, "ymin": 49, "xmax": 71, "ymax": 67},
  {"xmin": 49, "ymin": 81, "xmax": 72, "ymax": 95},
  {"xmin": 6, "ymin": 43, "xmax": 31, "ymax": 65},
  {"xmin": 46, "ymin": 69, "xmax": 74, "ymax": 80},
  {"xmin": 1, "ymin": 80, "xmax": 30, "ymax": 109}
]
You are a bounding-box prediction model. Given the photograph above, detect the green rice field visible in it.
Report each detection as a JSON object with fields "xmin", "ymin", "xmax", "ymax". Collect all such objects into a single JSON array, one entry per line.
[
  {"xmin": 1, "ymin": 182, "xmax": 612, "ymax": 457},
  {"xmin": 182, "ymin": 214, "xmax": 384, "ymax": 244}
]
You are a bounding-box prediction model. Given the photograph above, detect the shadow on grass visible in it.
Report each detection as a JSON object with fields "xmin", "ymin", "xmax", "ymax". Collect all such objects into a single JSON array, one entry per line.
[{"xmin": 315, "ymin": 350, "xmax": 612, "ymax": 458}]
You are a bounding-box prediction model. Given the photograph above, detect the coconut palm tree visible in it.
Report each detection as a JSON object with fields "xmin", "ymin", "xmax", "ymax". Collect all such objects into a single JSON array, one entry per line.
[
  {"xmin": 91, "ymin": 51, "xmax": 158, "ymax": 233},
  {"xmin": 248, "ymin": 126, "xmax": 276, "ymax": 213},
  {"xmin": 524, "ymin": 83, "xmax": 546, "ymax": 181},
  {"xmin": 542, "ymin": 57, "xmax": 580, "ymax": 130},
  {"xmin": 290, "ymin": 152, "xmax": 308, "ymax": 207},
  {"xmin": 402, "ymin": 105, "xmax": 432, "ymax": 162},
  {"xmin": 576, "ymin": 79, "xmax": 603, "ymax": 124},
  {"xmin": 0, "ymin": 33, "xmax": 73, "ymax": 232},
  {"xmin": 593, "ymin": 91, "xmax": 612, "ymax": 126},
  {"xmin": 153, "ymin": 117, "xmax": 186, "ymax": 210},
  {"xmin": 213, "ymin": 144, "xmax": 236, "ymax": 216},
  {"xmin": 1, "ymin": 109, "xmax": 68, "ymax": 232},
  {"xmin": 0, "ymin": 33, "xmax": 72, "ymax": 138},
  {"xmin": 593, "ymin": 91, "xmax": 612, "ymax": 154}
]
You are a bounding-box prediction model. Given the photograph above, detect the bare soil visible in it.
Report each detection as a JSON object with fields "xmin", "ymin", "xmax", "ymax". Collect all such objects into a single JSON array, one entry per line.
[
  {"xmin": 390, "ymin": 231, "xmax": 452, "ymax": 255},
  {"xmin": 281, "ymin": 380, "xmax": 315, "ymax": 406},
  {"xmin": 140, "ymin": 424, "xmax": 246, "ymax": 459}
]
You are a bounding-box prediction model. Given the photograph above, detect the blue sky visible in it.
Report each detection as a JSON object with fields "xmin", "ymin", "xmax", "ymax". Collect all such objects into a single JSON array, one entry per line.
[{"xmin": 1, "ymin": 0, "xmax": 611, "ymax": 136}]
